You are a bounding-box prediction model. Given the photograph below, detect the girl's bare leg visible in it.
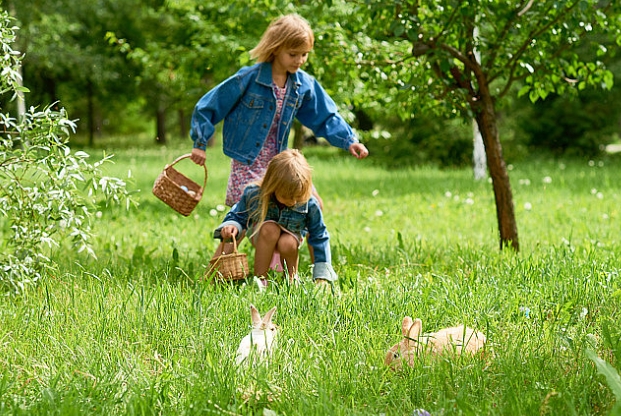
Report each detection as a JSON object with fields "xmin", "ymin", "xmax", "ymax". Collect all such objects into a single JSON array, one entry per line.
[
  {"xmin": 252, "ymin": 223, "xmax": 280, "ymax": 277},
  {"xmin": 277, "ymin": 233, "xmax": 299, "ymax": 282}
]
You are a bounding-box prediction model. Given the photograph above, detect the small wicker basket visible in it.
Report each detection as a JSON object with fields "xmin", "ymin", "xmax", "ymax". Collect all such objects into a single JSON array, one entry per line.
[
  {"xmin": 152, "ymin": 154, "xmax": 208, "ymax": 216},
  {"xmin": 206, "ymin": 238, "xmax": 250, "ymax": 281}
]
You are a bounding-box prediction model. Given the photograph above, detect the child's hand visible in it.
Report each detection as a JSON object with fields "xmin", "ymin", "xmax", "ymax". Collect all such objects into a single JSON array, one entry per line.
[
  {"xmin": 220, "ymin": 226, "xmax": 238, "ymax": 240},
  {"xmin": 349, "ymin": 142, "xmax": 369, "ymax": 159},
  {"xmin": 190, "ymin": 148, "xmax": 206, "ymax": 166}
]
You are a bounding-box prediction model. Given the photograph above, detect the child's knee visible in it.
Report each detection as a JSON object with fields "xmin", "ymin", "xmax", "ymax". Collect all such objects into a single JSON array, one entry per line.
[
  {"xmin": 277, "ymin": 234, "xmax": 298, "ymax": 255},
  {"xmin": 257, "ymin": 222, "xmax": 281, "ymax": 242}
]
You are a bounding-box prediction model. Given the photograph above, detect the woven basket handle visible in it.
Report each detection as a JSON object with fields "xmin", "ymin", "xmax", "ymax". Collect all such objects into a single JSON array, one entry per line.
[
  {"xmin": 223, "ymin": 237, "xmax": 240, "ymax": 255},
  {"xmin": 167, "ymin": 153, "xmax": 208, "ymax": 190}
]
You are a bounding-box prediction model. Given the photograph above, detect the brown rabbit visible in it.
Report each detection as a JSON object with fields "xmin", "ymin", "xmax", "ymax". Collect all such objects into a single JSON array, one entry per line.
[{"xmin": 385, "ymin": 316, "xmax": 487, "ymax": 370}]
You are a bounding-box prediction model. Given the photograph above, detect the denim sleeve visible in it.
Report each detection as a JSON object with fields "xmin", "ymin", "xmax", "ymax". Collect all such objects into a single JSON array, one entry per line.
[
  {"xmin": 213, "ymin": 220, "xmax": 243, "ymax": 240},
  {"xmin": 305, "ymin": 198, "xmax": 332, "ymax": 265},
  {"xmin": 312, "ymin": 262, "xmax": 338, "ymax": 282},
  {"xmin": 295, "ymin": 77, "xmax": 358, "ymax": 151},
  {"xmin": 190, "ymin": 71, "xmax": 247, "ymax": 150},
  {"xmin": 213, "ymin": 188, "xmax": 252, "ymax": 239}
]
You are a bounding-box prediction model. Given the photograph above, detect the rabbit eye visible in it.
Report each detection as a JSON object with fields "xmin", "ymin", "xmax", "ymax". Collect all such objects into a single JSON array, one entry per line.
[{"xmin": 393, "ymin": 352, "xmax": 400, "ymax": 359}]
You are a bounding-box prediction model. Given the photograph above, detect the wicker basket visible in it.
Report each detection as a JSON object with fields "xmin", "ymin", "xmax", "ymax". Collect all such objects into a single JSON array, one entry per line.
[
  {"xmin": 152, "ymin": 154, "xmax": 208, "ymax": 216},
  {"xmin": 206, "ymin": 238, "xmax": 249, "ymax": 281}
]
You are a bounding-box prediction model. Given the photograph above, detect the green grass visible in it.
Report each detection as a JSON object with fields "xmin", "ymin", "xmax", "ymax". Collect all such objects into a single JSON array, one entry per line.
[{"xmin": 1, "ymin": 140, "xmax": 621, "ymax": 415}]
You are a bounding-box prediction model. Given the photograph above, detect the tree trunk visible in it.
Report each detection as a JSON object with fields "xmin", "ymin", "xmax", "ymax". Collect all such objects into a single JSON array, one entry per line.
[
  {"xmin": 475, "ymin": 91, "xmax": 519, "ymax": 251},
  {"xmin": 292, "ymin": 120, "xmax": 304, "ymax": 149},
  {"xmin": 472, "ymin": 120, "xmax": 486, "ymax": 180},
  {"xmin": 156, "ymin": 106, "xmax": 167, "ymax": 145},
  {"xmin": 87, "ymin": 80, "xmax": 95, "ymax": 147},
  {"xmin": 43, "ymin": 76, "xmax": 59, "ymax": 110},
  {"xmin": 471, "ymin": 26, "xmax": 486, "ymax": 181},
  {"xmin": 178, "ymin": 108, "xmax": 188, "ymax": 139},
  {"xmin": 16, "ymin": 62, "xmax": 25, "ymax": 121}
]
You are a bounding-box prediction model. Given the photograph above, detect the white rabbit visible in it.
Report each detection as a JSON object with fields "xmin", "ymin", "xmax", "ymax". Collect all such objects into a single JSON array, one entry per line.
[
  {"xmin": 235, "ymin": 304, "xmax": 278, "ymax": 365},
  {"xmin": 385, "ymin": 316, "xmax": 487, "ymax": 370}
]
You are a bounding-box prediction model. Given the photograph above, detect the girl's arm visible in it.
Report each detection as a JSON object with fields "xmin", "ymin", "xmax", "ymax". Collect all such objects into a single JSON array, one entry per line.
[
  {"xmin": 190, "ymin": 71, "xmax": 248, "ymax": 150},
  {"xmin": 305, "ymin": 199, "xmax": 338, "ymax": 282},
  {"xmin": 295, "ymin": 76, "xmax": 368, "ymax": 159}
]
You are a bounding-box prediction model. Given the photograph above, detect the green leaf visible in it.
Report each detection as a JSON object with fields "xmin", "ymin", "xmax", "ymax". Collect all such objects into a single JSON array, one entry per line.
[
  {"xmin": 603, "ymin": 71, "xmax": 614, "ymax": 90},
  {"xmin": 392, "ymin": 23, "xmax": 405, "ymax": 37},
  {"xmin": 585, "ymin": 349, "xmax": 621, "ymax": 402}
]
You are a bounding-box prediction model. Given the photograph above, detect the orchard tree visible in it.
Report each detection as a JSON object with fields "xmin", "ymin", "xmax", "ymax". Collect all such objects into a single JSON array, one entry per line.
[
  {"xmin": 106, "ymin": 0, "xmax": 196, "ymax": 144},
  {"xmin": 311, "ymin": 0, "xmax": 621, "ymax": 251},
  {"xmin": 9, "ymin": 0, "xmax": 138, "ymax": 144},
  {"xmin": 105, "ymin": 0, "xmax": 303, "ymax": 143}
]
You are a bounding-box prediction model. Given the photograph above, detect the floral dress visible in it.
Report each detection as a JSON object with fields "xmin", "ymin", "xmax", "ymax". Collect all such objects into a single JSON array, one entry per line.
[{"xmin": 225, "ymin": 83, "xmax": 286, "ymax": 207}]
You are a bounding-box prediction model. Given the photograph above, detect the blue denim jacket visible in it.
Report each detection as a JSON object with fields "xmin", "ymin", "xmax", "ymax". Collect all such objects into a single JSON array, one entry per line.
[
  {"xmin": 214, "ymin": 185, "xmax": 337, "ymax": 281},
  {"xmin": 191, "ymin": 62, "xmax": 357, "ymax": 165}
]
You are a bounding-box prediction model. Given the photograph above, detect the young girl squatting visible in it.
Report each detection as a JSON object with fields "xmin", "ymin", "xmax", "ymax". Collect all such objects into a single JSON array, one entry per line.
[{"xmin": 214, "ymin": 150, "xmax": 337, "ymax": 285}]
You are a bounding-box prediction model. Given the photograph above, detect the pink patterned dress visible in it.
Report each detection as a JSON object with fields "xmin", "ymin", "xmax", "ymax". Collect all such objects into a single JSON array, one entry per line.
[{"xmin": 225, "ymin": 83, "xmax": 287, "ymax": 207}]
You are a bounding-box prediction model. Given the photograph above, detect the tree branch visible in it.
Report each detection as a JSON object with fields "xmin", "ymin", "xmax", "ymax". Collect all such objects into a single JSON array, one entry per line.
[
  {"xmin": 517, "ymin": 0, "xmax": 536, "ymax": 17},
  {"xmin": 488, "ymin": 0, "xmax": 582, "ymax": 88}
]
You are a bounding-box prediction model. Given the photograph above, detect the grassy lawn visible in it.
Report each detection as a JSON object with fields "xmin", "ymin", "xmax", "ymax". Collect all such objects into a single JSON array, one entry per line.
[{"xmin": 1, "ymin": 140, "xmax": 620, "ymax": 415}]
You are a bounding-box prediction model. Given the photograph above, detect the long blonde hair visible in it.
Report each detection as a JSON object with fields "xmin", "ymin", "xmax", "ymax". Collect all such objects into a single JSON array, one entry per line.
[
  {"xmin": 249, "ymin": 14, "xmax": 314, "ymax": 63},
  {"xmin": 250, "ymin": 149, "xmax": 313, "ymax": 229}
]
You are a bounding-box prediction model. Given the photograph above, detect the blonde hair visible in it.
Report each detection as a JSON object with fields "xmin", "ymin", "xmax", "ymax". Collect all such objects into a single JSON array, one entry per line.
[
  {"xmin": 250, "ymin": 149, "xmax": 313, "ymax": 228},
  {"xmin": 249, "ymin": 14, "xmax": 314, "ymax": 63}
]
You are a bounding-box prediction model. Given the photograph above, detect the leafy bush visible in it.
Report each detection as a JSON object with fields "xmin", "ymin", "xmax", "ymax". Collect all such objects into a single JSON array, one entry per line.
[
  {"xmin": 363, "ymin": 115, "xmax": 473, "ymax": 169},
  {"xmin": 0, "ymin": 12, "xmax": 132, "ymax": 292},
  {"xmin": 516, "ymin": 90, "xmax": 621, "ymax": 157}
]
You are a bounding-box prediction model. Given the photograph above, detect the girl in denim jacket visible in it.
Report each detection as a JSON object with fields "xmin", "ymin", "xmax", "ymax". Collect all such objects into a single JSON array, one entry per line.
[
  {"xmin": 190, "ymin": 14, "xmax": 367, "ymax": 267},
  {"xmin": 189, "ymin": 14, "xmax": 368, "ymax": 200},
  {"xmin": 214, "ymin": 150, "xmax": 337, "ymax": 287}
]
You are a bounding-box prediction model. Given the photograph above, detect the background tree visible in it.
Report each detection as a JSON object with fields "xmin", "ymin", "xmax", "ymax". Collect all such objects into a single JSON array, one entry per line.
[
  {"xmin": 9, "ymin": 0, "xmax": 140, "ymax": 144},
  {"xmin": 308, "ymin": 0, "xmax": 621, "ymax": 251},
  {"xmin": 6, "ymin": 0, "xmax": 621, "ymax": 159}
]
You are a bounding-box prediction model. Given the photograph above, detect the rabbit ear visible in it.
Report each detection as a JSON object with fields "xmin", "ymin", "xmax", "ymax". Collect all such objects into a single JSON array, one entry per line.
[
  {"xmin": 250, "ymin": 304, "xmax": 262, "ymax": 327},
  {"xmin": 261, "ymin": 306, "xmax": 277, "ymax": 328},
  {"xmin": 401, "ymin": 316, "xmax": 414, "ymax": 336},
  {"xmin": 405, "ymin": 318, "xmax": 422, "ymax": 347},
  {"xmin": 408, "ymin": 318, "xmax": 423, "ymax": 340}
]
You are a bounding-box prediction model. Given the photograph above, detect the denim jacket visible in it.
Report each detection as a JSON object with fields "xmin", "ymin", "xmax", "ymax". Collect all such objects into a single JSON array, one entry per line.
[
  {"xmin": 191, "ymin": 62, "xmax": 358, "ymax": 165},
  {"xmin": 214, "ymin": 185, "xmax": 337, "ymax": 281}
]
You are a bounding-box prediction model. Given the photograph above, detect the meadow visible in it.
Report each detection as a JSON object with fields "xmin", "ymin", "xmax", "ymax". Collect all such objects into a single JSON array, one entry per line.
[{"xmin": 1, "ymin": 140, "xmax": 620, "ymax": 415}]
